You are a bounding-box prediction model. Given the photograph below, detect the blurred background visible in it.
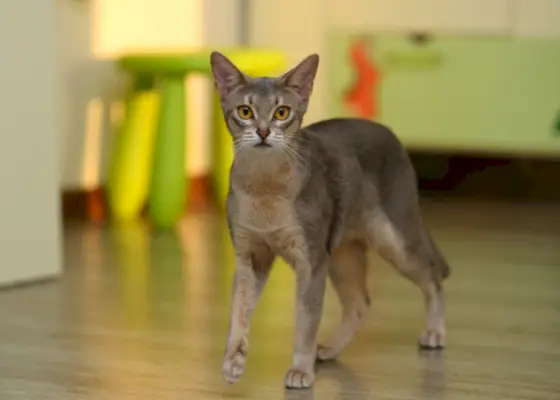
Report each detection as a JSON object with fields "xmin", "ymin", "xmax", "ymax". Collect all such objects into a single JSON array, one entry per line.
[{"xmin": 0, "ymin": 0, "xmax": 559, "ymax": 398}]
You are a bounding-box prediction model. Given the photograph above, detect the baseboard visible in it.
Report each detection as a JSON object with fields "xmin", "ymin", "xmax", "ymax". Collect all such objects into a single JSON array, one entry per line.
[
  {"xmin": 411, "ymin": 152, "xmax": 560, "ymax": 202},
  {"xmin": 62, "ymin": 187, "xmax": 104, "ymax": 222},
  {"xmin": 0, "ymin": 274, "xmax": 60, "ymax": 291},
  {"xmin": 62, "ymin": 155, "xmax": 560, "ymax": 222},
  {"xmin": 61, "ymin": 174, "xmax": 215, "ymax": 222}
]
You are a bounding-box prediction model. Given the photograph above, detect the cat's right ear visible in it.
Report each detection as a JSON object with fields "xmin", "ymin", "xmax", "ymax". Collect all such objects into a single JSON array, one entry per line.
[{"xmin": 210, "ymin": 52, "xmax": 248, "ymax": 100}]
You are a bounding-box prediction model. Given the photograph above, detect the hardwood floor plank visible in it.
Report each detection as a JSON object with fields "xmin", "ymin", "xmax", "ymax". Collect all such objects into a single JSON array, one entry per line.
[{"xmin": 0, "ymin": 201, "xmax": 559, "ymax": 399}]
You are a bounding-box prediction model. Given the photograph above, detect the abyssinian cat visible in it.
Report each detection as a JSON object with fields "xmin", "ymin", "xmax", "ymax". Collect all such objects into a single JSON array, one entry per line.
[{"xmin": 210, "ymin": 51, "xmax": 450, "ymax": 389}]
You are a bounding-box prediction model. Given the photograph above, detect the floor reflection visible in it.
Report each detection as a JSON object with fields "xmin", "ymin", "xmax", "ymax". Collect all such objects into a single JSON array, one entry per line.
[
  {"xmin": 0, "ymin": 201, "xmax": 559, "ymax": 399},
  {"xmin": 417, "ymin": 350, "xmax": 446, "ymax": 400}
]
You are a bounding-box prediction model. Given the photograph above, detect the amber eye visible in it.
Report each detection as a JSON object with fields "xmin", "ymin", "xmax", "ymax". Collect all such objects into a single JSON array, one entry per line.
[
  {"xmin": 273, "ymin": 106, "xmax": 291, "ymax": 121},
  {"xmin": 237, "ymin": 105, "xmax": 253, "ymax": 120}
]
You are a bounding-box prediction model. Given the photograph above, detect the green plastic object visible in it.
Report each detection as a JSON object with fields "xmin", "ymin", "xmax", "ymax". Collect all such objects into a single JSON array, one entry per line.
[
  {"xmin": 147, "ymin": 75, "xmax": 187, "ymax": 228},
  {"xmin": 329, "ymin": 35, "xmax": 560, "ymax": 155},
  {"xmin": 107, "ymin": 76, "xmax": 159, "ymax": 221},
  {"xmin": 109, "ymin": 49, "xmax": 287, "ymax": 228}
]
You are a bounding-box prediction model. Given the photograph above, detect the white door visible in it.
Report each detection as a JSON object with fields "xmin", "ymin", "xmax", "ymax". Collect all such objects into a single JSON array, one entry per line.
[{"xmin": 0, "ymin": 0, "xmax": 61, "ymax": 286}]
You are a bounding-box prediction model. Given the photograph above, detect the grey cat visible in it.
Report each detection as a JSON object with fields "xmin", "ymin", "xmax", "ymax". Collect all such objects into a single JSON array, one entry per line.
[{"xmin": 210, "ymin": 51, "xmax": 450, "ymax": 389}]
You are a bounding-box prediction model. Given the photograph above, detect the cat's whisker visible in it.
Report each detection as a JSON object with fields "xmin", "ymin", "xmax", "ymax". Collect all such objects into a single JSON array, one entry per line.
[
  {"xmin": 290, "ymin": 139, "xmax": 325, "ymax": 168},
  {"xmin": 233, "ymin": 138, "xmax": 249, "ymax": 156},
  {"xmin": 279, "ymin": 136, "xmax": 304, "ymax": 162},
  {"xmin": 286, "ymin": 140, "xmax": 311, "ymax": 162},
  {"xmin": 283, "ymin": 144, "xmax": 308, "ymax": 168}
]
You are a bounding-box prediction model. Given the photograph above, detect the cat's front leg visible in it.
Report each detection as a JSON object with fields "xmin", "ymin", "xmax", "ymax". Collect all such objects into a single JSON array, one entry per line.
[
  {"xmin": 223, "ymin": 248, "xmax": 274, "ymax": 384},
  {"xmin": 285, "ymin": 254, "xmax": 328, "ymax": 389}
]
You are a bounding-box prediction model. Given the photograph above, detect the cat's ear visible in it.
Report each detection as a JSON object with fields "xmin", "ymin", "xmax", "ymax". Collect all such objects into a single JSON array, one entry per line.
[
  {"xmin": 279, "ymin": 54, "xmax": 320, "ymax": 101},
  {"xmin": 210, "ymin": 51, "xmax": 248, "ymax": 99}
]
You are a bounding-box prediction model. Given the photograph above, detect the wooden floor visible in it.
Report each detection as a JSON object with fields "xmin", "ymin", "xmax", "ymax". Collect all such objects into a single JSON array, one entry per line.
[{"xmin": 1, "ymin": 200, "xmax": 559, "ymax": 399}]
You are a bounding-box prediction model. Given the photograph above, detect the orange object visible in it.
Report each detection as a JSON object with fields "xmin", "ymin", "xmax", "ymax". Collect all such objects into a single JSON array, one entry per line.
[{"xmin": 344, "ymin": 40, "xmax": 380, "ymax": 119}]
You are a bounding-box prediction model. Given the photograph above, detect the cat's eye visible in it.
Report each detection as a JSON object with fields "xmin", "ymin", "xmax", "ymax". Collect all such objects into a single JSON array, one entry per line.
[
  {"xmin": 273, "ymin": 106, "xmax": 291, "ymax": 121},
  {"xmin": 237, "ymin": 105, "xmax": 254, "ymax": 120}
]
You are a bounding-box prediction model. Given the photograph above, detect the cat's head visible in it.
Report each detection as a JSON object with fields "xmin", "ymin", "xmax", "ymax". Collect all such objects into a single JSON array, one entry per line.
[{"xmin": 210, "ymin": 52, "xmax": 319, "ymax": 152}]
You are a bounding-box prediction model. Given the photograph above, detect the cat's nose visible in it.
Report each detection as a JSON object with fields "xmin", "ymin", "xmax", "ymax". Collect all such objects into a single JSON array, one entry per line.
[{"xmin": 257, "ymin": 129, "xmax": 271, "ymax": 139}]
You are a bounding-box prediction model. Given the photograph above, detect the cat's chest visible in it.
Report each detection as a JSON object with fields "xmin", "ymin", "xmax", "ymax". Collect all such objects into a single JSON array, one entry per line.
[{"xmin": 235, "ymin": 193, "xmax": 299, "ymax": 234}]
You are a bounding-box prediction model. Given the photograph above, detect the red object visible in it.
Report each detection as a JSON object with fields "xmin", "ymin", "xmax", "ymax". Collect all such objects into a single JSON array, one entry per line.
[
  {"xmin": 87, "ymin": 188, "xmax": 105, "ymax": 223},
  {"xmin": 344, "ymin": 40, "xmax": 380, "ymax": 119}
]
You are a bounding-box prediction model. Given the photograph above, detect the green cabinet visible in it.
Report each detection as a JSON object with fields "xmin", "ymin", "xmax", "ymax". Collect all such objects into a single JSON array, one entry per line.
[{"xmin": 328, "ymin": 33, "xmax": 560, "ymax": 156}]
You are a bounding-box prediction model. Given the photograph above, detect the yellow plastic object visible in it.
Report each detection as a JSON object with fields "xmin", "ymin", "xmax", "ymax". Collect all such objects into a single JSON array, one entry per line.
[
  {"xmin": 221, "ymin": 50, "xmax": 287, "ymax": 76},
  {"xmin": 114, "ymin": 48, "xmax": 287, "ymax": 214},
  {"xmin": 119, "ymin": 48, "xmax": 286, "ymax": 76},
  {"xmin": 212, "ymin": 50, "xmax": 288, "ymax": 208},
  {"xmin": 107, "ymin": 91, "xmax": 160, "ymax": 221}
]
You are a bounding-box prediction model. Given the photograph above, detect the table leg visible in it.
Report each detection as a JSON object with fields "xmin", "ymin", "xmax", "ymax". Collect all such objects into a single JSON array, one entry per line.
[{"xmin": 148, "ymin": 74, "xmax": 188, "ymax": 228}]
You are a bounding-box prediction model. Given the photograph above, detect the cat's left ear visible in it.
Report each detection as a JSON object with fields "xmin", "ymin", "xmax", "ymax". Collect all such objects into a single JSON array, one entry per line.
[{"xmin": 279, "ymin": 54, "xmax": 319, "ymax": 102}]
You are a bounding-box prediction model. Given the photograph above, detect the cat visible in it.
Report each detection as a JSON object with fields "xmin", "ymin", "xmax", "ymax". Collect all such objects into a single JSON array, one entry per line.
[{"xmin": 210, "ymin": 51, "xmax": 450, "ymax": 389}]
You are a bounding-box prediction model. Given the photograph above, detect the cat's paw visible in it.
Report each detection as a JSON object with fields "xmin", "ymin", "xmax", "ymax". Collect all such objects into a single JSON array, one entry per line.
[
  {"xmin": 284, "ymin": 368, "xmax": 315, "ymax": 389},
  {"xmin": 316, "ymin": 345, "xmax": 338, "ymax": 362},
  {"xmin": 222, "ymin": 338, "xmax": 248, "ymax": 384},
  {"xmin": 418, "ymin": 327, "xmax": 446, "ymax": 350}
]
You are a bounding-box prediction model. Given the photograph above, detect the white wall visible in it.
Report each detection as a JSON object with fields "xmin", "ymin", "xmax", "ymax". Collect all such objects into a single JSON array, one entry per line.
[
  {"xmin": 92, "ymin": 0, "xmax": 204, "ymax": 57},
  {"xmin": 56, "ymin": 0, "xmax": 560, "ymax": 188},
  {"xmin": 58, "ymin": 0, "xmax": 122, "ymax": 190},
  {"xmin": 326, "ymin": 0, "xmax": 510, "ymax": 34},
  {"xmin": 250, "ymin": 0, "xmax": 560, "ymax": 123},
  {"xmin": 513, "ymin": 0, "xmax": 560, "ymax": 38},
  {"xmin": 55, "ymin": 0, "xmax": 241, "ymax": 189},
  {"xmin": 250, "ymin": 0, "xmax": 327, "ymax": 125},
  {"xmin": 0, "ymin": 1, "xmax": 61, "ymax": 285},
  {"xmin": 92, "ymin": 0, "xmax": 241, "ymax": 180}
]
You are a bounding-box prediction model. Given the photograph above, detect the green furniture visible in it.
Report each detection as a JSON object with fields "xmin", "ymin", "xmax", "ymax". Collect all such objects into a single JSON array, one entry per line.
[
  {"xmin": 107, "ymin": 56, "xmax": 188, "ymax": 229},
  {"xmin": 106, "ymin": 49, "xmax": 287, "ymax": 228},
  {"xmin": 328, "ymin": 34, "xmax": 560, "ymax": 156}
]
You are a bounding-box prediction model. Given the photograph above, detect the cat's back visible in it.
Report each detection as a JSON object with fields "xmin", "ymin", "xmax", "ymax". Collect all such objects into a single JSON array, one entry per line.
[
  {"xmin": 302, "ymin": 118, "xmax": 410, "ymax": 172},
  {"xmin": 304, "ymin": 118, "xmax": 400, "ymax": 152},
  {"xmin": 302, "ymin": 117, "xmax": 419, "ymax": 214}
]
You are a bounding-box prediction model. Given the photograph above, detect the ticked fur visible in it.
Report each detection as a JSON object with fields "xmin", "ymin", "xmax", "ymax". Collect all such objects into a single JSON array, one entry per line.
[{"xmin": 210, "ymin": 51, "xmax": 450, "ymax": 390}]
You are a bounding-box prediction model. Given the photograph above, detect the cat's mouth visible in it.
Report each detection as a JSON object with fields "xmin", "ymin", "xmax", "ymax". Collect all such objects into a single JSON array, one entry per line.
[{"xmin": 254, "ymin": 142, "xmax": 272, "ymax": 148}]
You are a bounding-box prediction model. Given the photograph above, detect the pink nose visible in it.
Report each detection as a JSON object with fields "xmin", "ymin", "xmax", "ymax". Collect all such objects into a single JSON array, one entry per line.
[{"xmin": 257, "ymin": 129, "xmax": 270, "ymax": 139}]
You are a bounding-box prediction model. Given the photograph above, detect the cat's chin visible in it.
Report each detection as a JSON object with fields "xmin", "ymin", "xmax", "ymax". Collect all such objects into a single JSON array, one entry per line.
[{"xmin": 238, "ymin": 143, "xmax": 283, "ymax": 158}]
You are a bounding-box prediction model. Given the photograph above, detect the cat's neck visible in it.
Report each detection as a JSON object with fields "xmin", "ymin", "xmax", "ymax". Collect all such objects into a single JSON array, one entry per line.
[{"xmin": 230, "ymin": 147, "xmax": 305, "ymax": 197}]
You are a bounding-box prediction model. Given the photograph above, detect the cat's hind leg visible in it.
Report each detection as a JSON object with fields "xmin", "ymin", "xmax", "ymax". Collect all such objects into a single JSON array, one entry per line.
[
  {"xmin": 317, "ymin": 239, "xmax": 370, "ymax": 362},
  {"xmin": 369, "ymin": 210, "xmax": 449, "ymax": 350}
]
